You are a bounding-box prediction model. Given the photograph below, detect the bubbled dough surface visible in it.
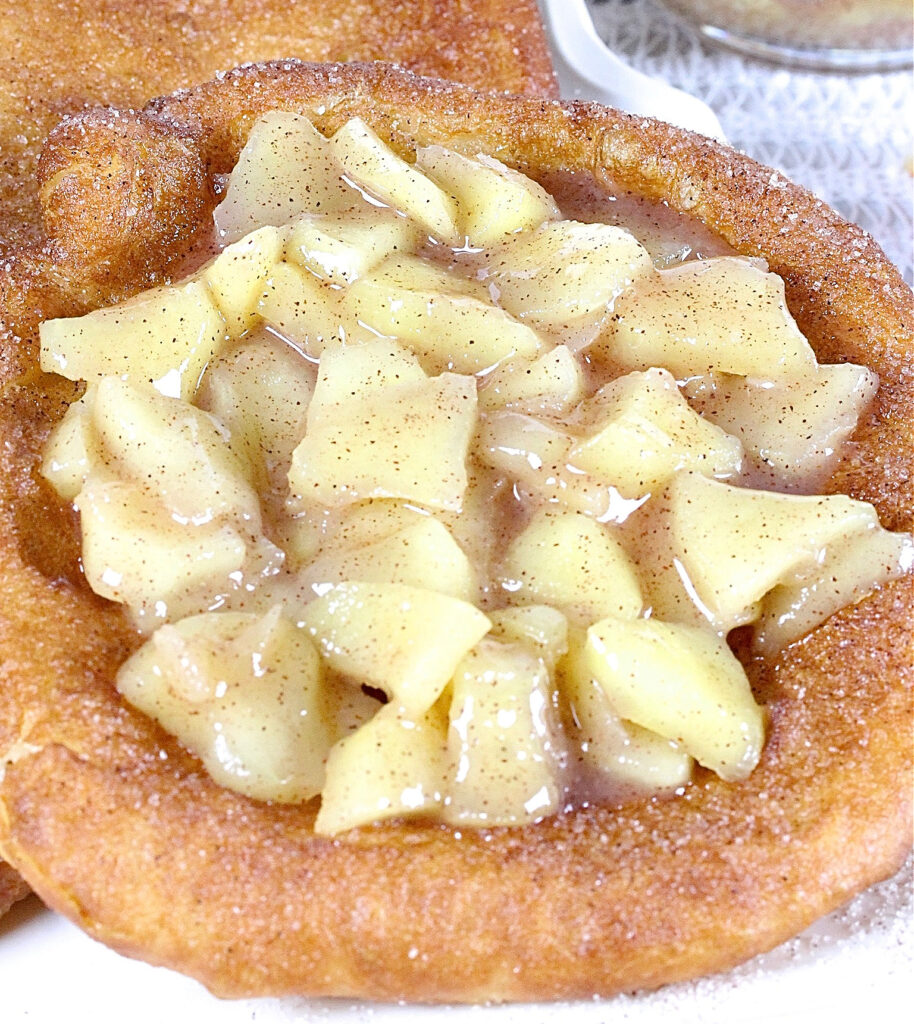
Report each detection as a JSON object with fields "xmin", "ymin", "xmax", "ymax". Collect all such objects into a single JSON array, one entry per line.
[{"xmin": 0, "ymin": 62, "xmax": 911, "ymax": 1002}]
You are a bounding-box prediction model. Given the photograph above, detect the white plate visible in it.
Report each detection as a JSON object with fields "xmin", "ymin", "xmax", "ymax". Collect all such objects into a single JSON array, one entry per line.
[{"xmin": 540, "ymin": 0, "xmax": 727, "ymax": 138}]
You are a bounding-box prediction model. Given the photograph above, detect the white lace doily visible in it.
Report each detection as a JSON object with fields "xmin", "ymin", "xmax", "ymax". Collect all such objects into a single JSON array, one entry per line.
[{"xmin": 586, "ymin": 0, "xmax": 914, "ymax": 284}]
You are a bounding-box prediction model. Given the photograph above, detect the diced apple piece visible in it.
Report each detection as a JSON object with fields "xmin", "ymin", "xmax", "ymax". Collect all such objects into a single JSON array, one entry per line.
[
  {"xmin": 138, "ymin": 530, "xmax": 287, "ymax": 626},
  {"xmin": 39, "ymin": 279, "xmax": 228, "ymax": 402},
  {"xmin": 683, "ymin": 363, "xmax": 879, "ymax": 491},
  {"xmin": 344, "ymin": 254, "xmax": 543, "ymax": 374},
  {"xmin": 362, "ymin": 249, "xmax": 485, "ymax": 296},
  {"xmin": 488, "ymin": 605, "xmax": 569, "ymax": 671},
  {"xmin": 313, "ymin": 500, "xmax": 424, "ymax": 550},
  {"xmin": 478, "ymin": 411, "xmax": 612, "ymax": 519},
  {"xmin": 214, "ymin": 111, "xmax": 358, "ymax": 243},
  {"xmin": 275, "ymin": 507, "xmax": 337, "ymax": 568},
  {"xmin": 433, "ymin": 461, "xmax": 509, "ymax": 593},
  {"xmin": 479, "ymin": 346, "xmax": 585, "ymax": 414},
  {"xmin": 482, "ymin": 410, "xmax": 572, "ymax": 472},
  {"xmin": 416, "ymin": 145, "xmax": 560, "ymax": 245},
  {"xmin": 567, "ymin": 368, "xmax": 742, "ymax": 498},
  {"xmin": 443, "ymin": 639, "xmax": 565, "ymax": 827},
  {"xmin": 300, "ymin": 513, "xmax": 477, "ymax": 603},
  {"xmin": 117, "ymin": 607, "xmax": 331, "ymax": 803},
  {"xmin": 482, "ymin": 220, "xmax": 652, "ymax": 333},
  {"xmin": 330, "ymin": 118, "xmax": 459, "ymax": 243},
  {"xmin": 92, "ymin": 377, "xmax": 260, "ymax": 526},
  {"xmin": 605, "ymin": 257, "xmax": 818, "ymax": 379},
  {"xmin": 258, "ymin": 260, "xmax": 375, "ymax": 359},
  {"xmin": 629, "ymin": 471, "xmax": 885, "ymax": 632},
  {"xmin": 585, "ymin": 615, "xmax": 764, "ymax": 781},
  {"xmin": 289, "ymin": 340, "xmax": 477, "ymax": 511},
  {"xmin": 277, "ymin": 499, "xmax": 424, "ymax": 572},
  {"xmin": 301, "ymin": 581, "xmax": 490, "ymax": 715},
  {"xmin": 316, "ymin": 701, "xmax": 448, "ymax": 835},
  {"xmin": 323, "ymin": 671, "xmax": 385, "ymax": 744},
  {"xmin": 303, "ymin": 336, "xmax": 426, "ymax": 406},
  {"xmin": 560, "ymin": 633, "xmax": 692, "ymax": 799},
  {"xmin": 200, "ymin": 225, "xmax": 286, "ymax": 336},
  {"xmin": 197, "ymin": 329, "xmax": 315, "ymax": 489},
  {"xmin": 287, "ymin": 210, "xmax": 418, "ymax": 285},
  {"xmin": 498, "ymin": 508, "xmax": 642, "ymax": 627},
  {"xmin": 40, "ymin": 387, "xmax": 100, "ymax": 501},
  {"xmin": 755, "ymin": 526, "xmax": 914, "ymax": 655},
  {"xmin": 75, "ymin": 474, "xmax": 247, "ymax": 616}
]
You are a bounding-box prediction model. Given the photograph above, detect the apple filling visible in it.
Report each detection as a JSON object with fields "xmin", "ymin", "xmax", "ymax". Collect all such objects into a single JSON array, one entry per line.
[{"xmin": 38, "ymin": 112, "xmax": 913, "ymax": 834}]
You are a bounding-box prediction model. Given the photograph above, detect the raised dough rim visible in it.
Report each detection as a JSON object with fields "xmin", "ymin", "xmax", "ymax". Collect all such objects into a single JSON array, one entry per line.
[{"xmin": 0, "ymin": 60, "xmax": 910, "ymax": 1004}]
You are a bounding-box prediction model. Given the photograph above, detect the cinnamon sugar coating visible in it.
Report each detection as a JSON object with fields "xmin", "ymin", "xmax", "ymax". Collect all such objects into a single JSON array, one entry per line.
[
  {"xmin": 0, "ymin": 0, "xmax": 556, "ymax": 253},
  {"xmin": 0, "ymin": 62, "xmax": 910, "ymax": 1002}
]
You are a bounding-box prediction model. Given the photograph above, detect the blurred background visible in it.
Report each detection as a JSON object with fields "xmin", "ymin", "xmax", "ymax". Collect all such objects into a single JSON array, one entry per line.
[{"xmin": 582, "ymin": 0, "xmax": 913, "ymax": 283}]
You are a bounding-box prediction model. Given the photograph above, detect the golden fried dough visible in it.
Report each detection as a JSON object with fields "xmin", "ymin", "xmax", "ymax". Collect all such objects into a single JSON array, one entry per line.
[
  {"xmin": 0, "ymin": 0, "xmax": 556, "ymax": 252},
  {"xmin": 0, "ymin": 62, "xmax": 911, "ymax": 1003},
  {"xmin": 0, "ymin": 859, "xmax": 29, "ymax": 917},
  {"xmin": 0, "ymin": 0, "xmax": 555, "ymax": 926}
]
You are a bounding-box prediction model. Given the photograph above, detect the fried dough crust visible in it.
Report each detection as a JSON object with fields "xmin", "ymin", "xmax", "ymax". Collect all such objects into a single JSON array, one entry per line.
[
  {"xmin": 0, "ymin": 0, "xmax": 555, "ymax": 927},
  {"xmin": 0, "ymin": 0, "xmax": 556, "ymax": 252},
  {"xmin": 0, "ymin": 859, "xmax": 29, "ymax": 917},
  {"xmin": 0, "ymin": 63, "xmax": 911, "ymax": 1003}
]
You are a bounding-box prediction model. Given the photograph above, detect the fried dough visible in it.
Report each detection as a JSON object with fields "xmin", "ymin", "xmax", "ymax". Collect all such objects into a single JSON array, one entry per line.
[
  {"xmin": 0, "ymin": 0, "xmax": 556, "ymax": 253},
  {"xmin": 0, "ymin": 0, "xmax": 555, "ymax": 909},
  {"xmin": 0, "ymin": 859, "xmax": 29, "ymax": 918},
  {"xmin": 0, "ymin": 62, "xmax": 911, "ymax": 1003}
]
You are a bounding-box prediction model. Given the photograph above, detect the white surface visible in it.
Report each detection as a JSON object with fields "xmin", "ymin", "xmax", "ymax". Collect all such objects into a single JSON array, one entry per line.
[
  {"xmin": 542, "ymin": 0, "xmax": 727, "ymax": 138},
  {"xmin": 2, "ymin": 6, "xmax": 912, "ymax": 1021}
]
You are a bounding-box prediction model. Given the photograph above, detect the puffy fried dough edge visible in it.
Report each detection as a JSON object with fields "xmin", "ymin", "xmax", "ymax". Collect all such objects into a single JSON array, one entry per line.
[{"xmin": 0, "ymin": 62, "xmax": 911, "ymax": 1004}]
